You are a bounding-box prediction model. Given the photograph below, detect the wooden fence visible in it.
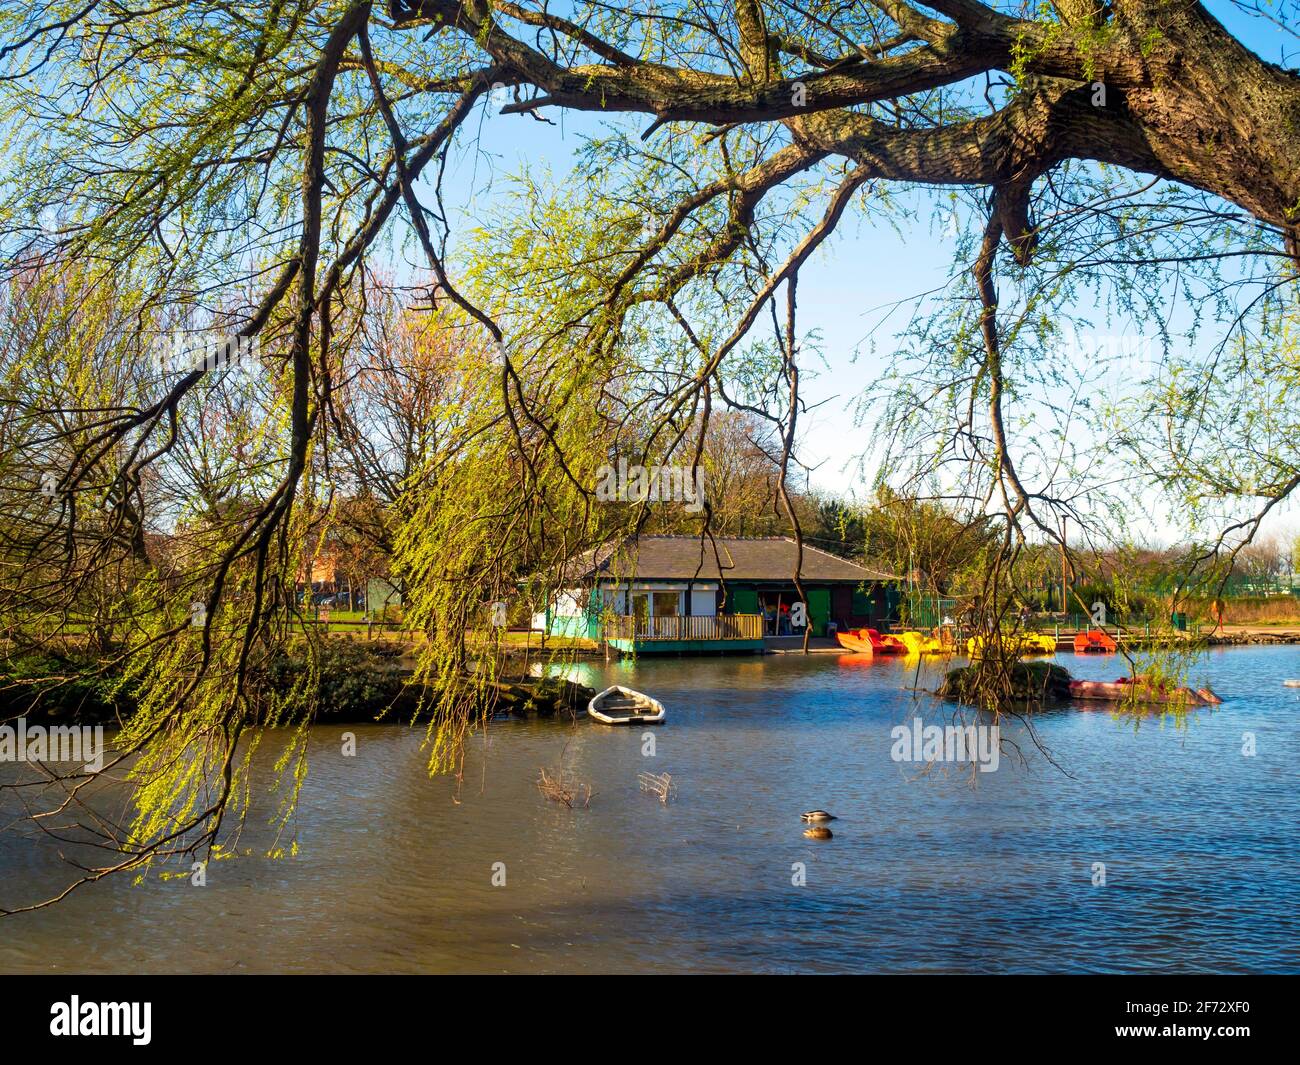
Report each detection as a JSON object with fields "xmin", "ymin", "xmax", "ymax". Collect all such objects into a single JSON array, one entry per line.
[{"xmin": 604, "ymin": 613, "xmax": 764, "ymax": 642}]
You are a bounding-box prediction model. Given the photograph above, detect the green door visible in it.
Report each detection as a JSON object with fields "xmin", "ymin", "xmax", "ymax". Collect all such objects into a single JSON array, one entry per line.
[
  {"xmin": 807, "ymin": 587, "xmax": 831, "ymax": 636},
  {"xmin": 729, "ymin": 586, "xmax": 759, "ymax": 615}
]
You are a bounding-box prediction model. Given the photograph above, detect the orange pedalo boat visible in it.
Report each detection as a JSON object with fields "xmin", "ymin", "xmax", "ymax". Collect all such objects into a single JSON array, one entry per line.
[
  {"xmin": 835, "ymin": 627, "xmax": 907, "ymax": 655},
  {"xmin": 1073, "ymin": 629, "xmax": 1118, "ymax": 654}
]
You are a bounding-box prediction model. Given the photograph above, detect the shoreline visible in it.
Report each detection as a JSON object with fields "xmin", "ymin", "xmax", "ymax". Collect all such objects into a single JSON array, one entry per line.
[
  {"xmin": 554, "ymin": 627, "xmax": 1300, "ymax": 656},
  {"xmin": 3, "ymin": 635, "xmax": 1293, "ymax": 729}
]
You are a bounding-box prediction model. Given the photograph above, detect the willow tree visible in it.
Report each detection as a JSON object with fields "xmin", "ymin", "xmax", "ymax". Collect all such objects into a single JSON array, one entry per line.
[{"xmin": 0, "ymin": 1, "xmax": 1297, "ymax": 906}]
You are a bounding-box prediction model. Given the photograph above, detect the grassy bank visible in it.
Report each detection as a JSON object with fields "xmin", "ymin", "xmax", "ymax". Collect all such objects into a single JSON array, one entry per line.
[
  {"xmin": 0, "ymin": 641, "xmax": 594, "ymax": 726},
  {"xmin": 1185, "ymin": 596, "xmax": 1300, "ymax": 625}
]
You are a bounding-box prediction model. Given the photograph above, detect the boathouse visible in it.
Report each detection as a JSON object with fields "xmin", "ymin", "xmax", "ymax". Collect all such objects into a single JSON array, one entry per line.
[{"xmin": 535, "ymin": 535, "xmax": 901, "ymax": 654}]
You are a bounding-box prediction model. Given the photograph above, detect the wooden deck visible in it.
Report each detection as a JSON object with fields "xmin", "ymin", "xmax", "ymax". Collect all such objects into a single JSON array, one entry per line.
[{"xmin": 604, "ymin": 613, "xmax": 765, "ymax": 654}]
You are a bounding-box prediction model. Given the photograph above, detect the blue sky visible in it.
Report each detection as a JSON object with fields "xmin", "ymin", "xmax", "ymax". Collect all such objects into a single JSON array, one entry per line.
[{"xmin": 394, "ymin": 2, "xmax": 1298, "ymax": 548}]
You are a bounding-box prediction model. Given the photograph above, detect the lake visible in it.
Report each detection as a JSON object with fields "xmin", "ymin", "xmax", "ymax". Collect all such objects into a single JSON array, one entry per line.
[{"xmin": 1, "ymin": 645, "xmax": 1297, "ymax": 973}]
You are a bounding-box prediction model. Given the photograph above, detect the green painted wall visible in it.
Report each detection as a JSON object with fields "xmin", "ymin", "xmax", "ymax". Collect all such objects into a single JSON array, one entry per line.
[
  {"xmin": 544, "ymin": 587, "xmax": 606, "ymax": 639},
  {"xmin": 885, "ymin": 586, "xmax": 902, "ymax": 617},
  {"xmin": 548, "ymin": 612, "xmax": 599, "ymax": 639}
]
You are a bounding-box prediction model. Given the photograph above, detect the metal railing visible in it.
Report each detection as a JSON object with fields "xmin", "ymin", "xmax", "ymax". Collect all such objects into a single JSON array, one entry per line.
[{"xmin": 605, "ymin": 613, "xmax": 764, "ymax": 642}]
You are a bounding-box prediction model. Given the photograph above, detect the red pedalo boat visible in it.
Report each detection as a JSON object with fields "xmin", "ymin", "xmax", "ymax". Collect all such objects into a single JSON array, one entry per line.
[
  {"xmin": 1069, "ymin": 676, "xmax": 1222, "ymax": 706},
  {"xmin": 1073, "ymin": 629, "xmax": 1118, "ymax": 654},
  {"xmin": 835, "ymin": 628, "xmax": 907, "ymax": 655}
]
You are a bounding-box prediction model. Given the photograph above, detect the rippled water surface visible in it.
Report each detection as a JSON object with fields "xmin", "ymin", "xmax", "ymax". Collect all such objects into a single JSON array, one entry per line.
[{"xmin": 2, "ymin": 646, "xmax": 1297, "ymax": 973}]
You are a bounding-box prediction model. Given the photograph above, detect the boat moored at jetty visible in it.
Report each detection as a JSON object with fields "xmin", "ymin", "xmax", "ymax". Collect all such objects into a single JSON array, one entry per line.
[
  {"xmin": 898, "ymin": 630, "xmax": 955, "ymax": 655},
  {"xmin": 966, "ymin": 632, "xmax": 1058, "ymax": 657},
  {"xmin": 1073, "ymin": 629, "xmax": 1118, "ymax": 654},
  {"xmin": 835, "ymin": 627, "xmax": 907, "ymax": 655}
]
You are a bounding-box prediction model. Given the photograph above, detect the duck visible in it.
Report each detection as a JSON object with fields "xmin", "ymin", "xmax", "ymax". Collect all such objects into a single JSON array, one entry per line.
[
  {"xmin": 800, "ymin": 810, "xmax": 837, "ymax": 823},
  {"xmin": 803, "ymin": 826, "xmax": 833, "ymax": 840}
]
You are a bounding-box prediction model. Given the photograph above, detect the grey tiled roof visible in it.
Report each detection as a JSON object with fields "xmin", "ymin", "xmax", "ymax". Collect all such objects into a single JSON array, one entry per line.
[{"xmin": 570, "ymin": 536, "xmax": 898, "ymax": 584}]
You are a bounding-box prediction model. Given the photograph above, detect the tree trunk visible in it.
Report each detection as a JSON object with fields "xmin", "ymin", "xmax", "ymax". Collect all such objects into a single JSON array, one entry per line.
[{"xmin": 1115, "ymin": 2, "xmax": 1300, "ymax": 235}]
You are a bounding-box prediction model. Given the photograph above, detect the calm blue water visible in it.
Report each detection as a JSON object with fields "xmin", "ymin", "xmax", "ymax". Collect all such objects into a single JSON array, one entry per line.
[{"xmin": 1, "ymin": 645, "xmax": 1297, "ymax": 973}]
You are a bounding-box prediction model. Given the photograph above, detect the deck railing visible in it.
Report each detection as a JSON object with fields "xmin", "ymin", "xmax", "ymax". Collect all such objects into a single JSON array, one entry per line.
[{"xmin": 605, "ymin": 613, "xmax": 764, "ymax": 642}]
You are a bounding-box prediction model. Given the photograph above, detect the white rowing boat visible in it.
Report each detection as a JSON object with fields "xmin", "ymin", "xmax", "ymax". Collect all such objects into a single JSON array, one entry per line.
[{"xmin": 587, "ymin": 685, "xmax": 666, "ymax": 726}]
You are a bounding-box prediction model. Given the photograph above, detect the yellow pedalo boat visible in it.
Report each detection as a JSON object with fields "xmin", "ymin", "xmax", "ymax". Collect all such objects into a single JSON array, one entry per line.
[
  {"xmin": 897, "ymin": 630, "xmax": 955, "ymax": 656},
  {"xmin": 966, "ymin": 632, "xmax": 1058, "ymax": 657}
]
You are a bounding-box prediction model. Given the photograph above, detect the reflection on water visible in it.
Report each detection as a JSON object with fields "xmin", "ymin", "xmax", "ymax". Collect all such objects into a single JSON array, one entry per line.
[{"xmin": 1, "ymin": 646, "xmax": 1297, "ymax": 973}]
